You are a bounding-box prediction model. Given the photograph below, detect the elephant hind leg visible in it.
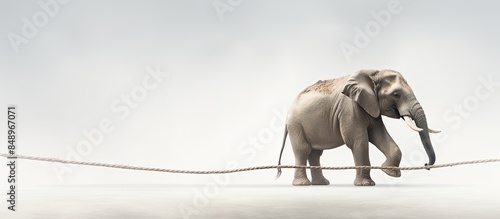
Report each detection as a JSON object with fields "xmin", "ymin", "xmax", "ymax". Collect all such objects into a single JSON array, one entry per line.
[
  {"xmin": 308, "ymin": 150, "xmax": 330, "ymax": 185},
  {"xmin": 290, "ymin": 133, "xmax": 312, "ymax": 186},
  {"xmin": 292, "ymin": 149, "xmax": 311, "ymax": 186}
]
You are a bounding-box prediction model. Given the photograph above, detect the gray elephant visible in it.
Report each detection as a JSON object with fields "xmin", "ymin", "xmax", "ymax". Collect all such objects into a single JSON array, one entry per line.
[{"xmin": 276, "ymin": 69, "xmax": 440, "ymax": 186}]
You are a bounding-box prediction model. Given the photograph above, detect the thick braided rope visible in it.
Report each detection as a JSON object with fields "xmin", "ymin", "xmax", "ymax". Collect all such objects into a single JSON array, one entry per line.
[{"xmin": 1, "ymin": 153, "xmax": 499, "ymax": 174}]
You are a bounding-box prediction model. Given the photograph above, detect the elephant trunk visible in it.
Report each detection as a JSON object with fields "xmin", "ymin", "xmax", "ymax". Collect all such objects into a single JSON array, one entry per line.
[{"xmin": 410, "ymin": 102, "xmax": 436, "ymax": 166}]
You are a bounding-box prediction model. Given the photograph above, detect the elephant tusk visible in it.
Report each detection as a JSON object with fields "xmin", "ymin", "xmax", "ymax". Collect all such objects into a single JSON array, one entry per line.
[
  {"xmin": 403, "ymin": 116, "xmax": 423, "ymax": 132},
  {"xmin": 428, "ymin": 128, "xmax": 441, "ymax": 134}
]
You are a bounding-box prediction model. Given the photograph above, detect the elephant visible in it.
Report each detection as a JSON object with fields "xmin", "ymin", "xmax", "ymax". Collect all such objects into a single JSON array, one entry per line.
[{"xmin": 276, "ymin": 69, "xmax": 440, "ymax": 186}]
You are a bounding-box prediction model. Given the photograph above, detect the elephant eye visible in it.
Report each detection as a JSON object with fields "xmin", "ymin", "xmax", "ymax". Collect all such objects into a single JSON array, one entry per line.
[{"xmin": 392, "ymin": 92, "xmax": 400, "ymax": 99}]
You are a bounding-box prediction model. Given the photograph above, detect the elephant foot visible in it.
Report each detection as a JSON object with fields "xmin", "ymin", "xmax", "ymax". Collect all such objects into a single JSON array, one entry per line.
[
  {"xmin": 311, "ymin": 177, "xmax": 330, "ymax": 185},
  {"xmin": 293, "ymin": 177, "xmax": 311, "ymax": 186},
  {"xmin": 382, "ymin": 168, "xmax": 401, "ymax": 178},
  {"xmin": 354, "ymin": 177, "xmax": 375, "ymax": 186},
  {"xmin": 382, "ymin": 162, "xmax": 401, "ymax": 178}
]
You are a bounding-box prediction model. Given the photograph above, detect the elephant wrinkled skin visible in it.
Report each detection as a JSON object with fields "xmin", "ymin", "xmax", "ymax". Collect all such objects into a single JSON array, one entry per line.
[{"xmin": 276, "ymin": 69, "xmax": 439, "ymax": 186}]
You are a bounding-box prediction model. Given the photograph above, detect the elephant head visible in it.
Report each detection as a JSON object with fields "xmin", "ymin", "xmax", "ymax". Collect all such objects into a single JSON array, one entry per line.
[{"xmin": 341, "ymin": 69, "xmax": 439, "ymax": 166}]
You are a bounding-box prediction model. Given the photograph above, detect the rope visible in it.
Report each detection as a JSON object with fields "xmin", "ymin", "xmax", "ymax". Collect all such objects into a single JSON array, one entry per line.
[{"xmin": 1, "ymin": 153, "xmax": 499, "ymax": 174}]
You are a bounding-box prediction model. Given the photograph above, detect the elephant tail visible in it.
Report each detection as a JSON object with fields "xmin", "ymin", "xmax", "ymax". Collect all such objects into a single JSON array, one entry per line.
[{"xmin": 275, "ymin": 126, "xmax": 288, "ymax": 180}]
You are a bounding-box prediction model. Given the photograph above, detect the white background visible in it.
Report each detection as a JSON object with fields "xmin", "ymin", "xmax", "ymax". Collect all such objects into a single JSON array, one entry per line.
[{"xmin": 1, "ymin": 0, "xmax": 499, "ymax": 218}]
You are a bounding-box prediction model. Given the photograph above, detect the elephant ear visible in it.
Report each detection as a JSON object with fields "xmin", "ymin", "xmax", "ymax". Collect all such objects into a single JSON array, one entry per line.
[{"xmin": 341, "ymin": 69, "xmax": 380, "ymax": 118}]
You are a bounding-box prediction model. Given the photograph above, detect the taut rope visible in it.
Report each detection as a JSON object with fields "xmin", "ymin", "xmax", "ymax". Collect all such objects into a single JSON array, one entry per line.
[{"xmin": 1, "ymin": 153, "xmax": 499, "ymax": 174}]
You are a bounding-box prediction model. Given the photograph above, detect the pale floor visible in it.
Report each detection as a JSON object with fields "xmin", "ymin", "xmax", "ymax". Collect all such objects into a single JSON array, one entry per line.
[{"xmin": 1, "ymin": 183, "xmax": 499, "ymax": 219}]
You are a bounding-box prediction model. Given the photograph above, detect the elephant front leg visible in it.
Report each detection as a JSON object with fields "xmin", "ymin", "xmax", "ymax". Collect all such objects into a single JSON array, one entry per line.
[
  {"xmin": 345, "ymin": 134, "xmax": 375, "ymax": 186},
  {"xmin": 308, "ymin": 150, "xmax": 330, "ymax": 185},
  {"xmin": 368, "ymin": 119, "xmax": 402, "ymax": 178}
]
